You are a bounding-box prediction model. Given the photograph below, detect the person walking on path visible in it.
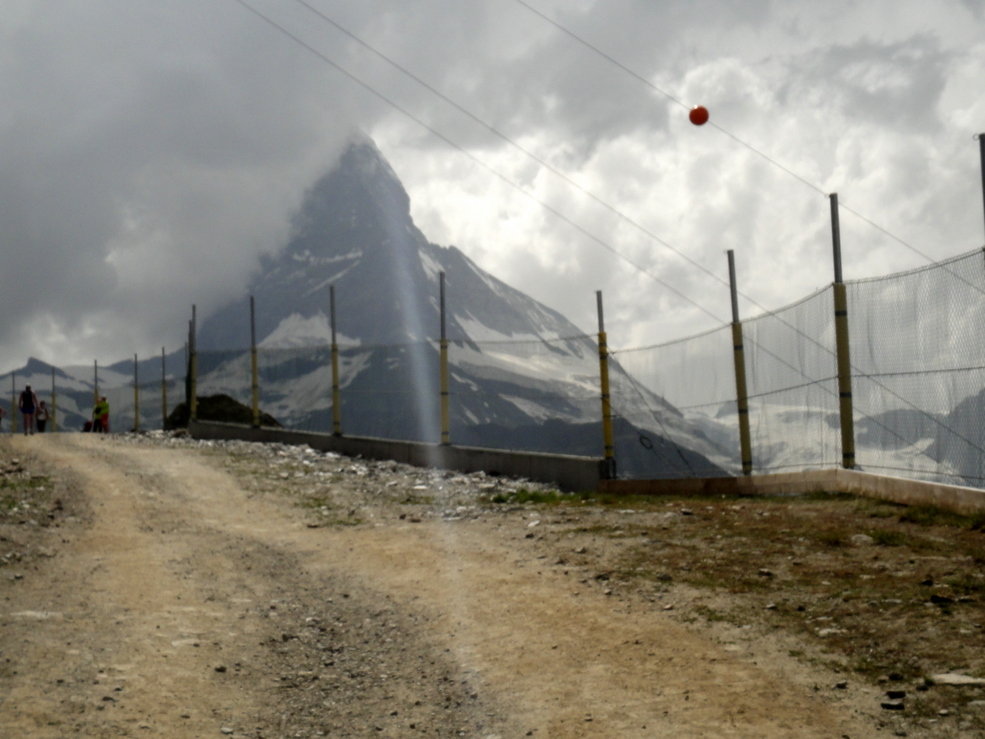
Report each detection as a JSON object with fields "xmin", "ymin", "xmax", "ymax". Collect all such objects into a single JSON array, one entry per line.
[
  {"xmin": 36, "ymin": 400, "xmax": 50, "ymax": 433},
  {"xmin": 18, "ymin": 385, "xmax": 39, "ymax": 435},
  {"xmin": 93, "ymin": 396, "xmax": 110, "ymax": 434}
]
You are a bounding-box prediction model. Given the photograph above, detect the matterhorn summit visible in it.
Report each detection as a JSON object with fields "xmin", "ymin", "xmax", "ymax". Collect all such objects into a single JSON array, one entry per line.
[{"xmin": 195, "ymin": 135, "xmax": 731, "ymax": 478}]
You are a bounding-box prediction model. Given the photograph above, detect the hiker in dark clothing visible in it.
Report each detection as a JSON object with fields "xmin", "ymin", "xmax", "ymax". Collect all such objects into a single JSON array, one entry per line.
[{"xmin": 18, "ymin": 385, "xmax": 38, "ymax": 436}]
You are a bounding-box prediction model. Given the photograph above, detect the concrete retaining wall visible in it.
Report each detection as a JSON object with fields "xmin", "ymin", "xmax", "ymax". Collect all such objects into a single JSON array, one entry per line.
[
  {"xmin": 599, "ymin": 468, "xmax": 985, "ymax": 515},
  {"xmin": 188, "ymin": 421, "xmax": 985, "ymax": 514},
  {"xmin": 188, "ymin": 420, "xmax": 604, "ymax": 492}
]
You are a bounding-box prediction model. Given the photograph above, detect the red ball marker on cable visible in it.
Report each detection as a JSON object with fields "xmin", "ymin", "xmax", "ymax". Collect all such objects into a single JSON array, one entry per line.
[{"xmin": 689, "ymin": 105, "xmax": 709, "ymax": 125}]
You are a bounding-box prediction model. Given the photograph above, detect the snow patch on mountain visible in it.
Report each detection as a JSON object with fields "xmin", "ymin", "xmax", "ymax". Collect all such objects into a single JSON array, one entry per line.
[
  {"xmin": 451, "ymin": 317, "xmax": 543, "ymax": 344},
  {"xmin": 259, "ymin": 313, "xmax": 362, "ymax": 349},
  {"xmin": 419, "ymin": 250, "xmax": 442, "ymax": 283},
  {"xmin": 302, "ymin": 264, "xmax": 358, "ymax": 298}
]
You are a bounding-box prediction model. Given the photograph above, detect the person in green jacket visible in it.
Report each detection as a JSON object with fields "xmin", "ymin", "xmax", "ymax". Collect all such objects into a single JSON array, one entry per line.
[{"xmin": 93, "ymin": 397, "xmax": 110, "ymax": 433}]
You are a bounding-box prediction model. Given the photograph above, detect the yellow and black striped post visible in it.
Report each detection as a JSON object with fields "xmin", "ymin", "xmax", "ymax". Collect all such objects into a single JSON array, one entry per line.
[
  {"xmin": 51, "ymin": 367, "xmax": 57, "ymax": 433},
  {"xmin": 330, "ymin": 286, "xmax": 342, "ymax": 436},
  {"xmin": 190, "ymin": 306, "xmax": 198, "ymax": 423},
  {"xmin": 830, "ymin": 194, "xmax": 856, "ymax": 469},
  {"xmin": 250, "ymin": 296, "xmax": 260, "ymax": 428},
  {"xmin": 133, "ymin": 354, "xmax": 140, "ymax": 433},
  {"xmin": 439, "ymin": 272, "xmax": 450, "ymax": 445},
  {"xmin": 727, "ymin": 251, "xmax": 753, "ymax": 475},
  {"xmin": 597, "ymin": 291, "xmax": 616, "ymax": 479},
  {"xmin": 161, "ymin": 347, "xmax": 167, "ymax": 428}
]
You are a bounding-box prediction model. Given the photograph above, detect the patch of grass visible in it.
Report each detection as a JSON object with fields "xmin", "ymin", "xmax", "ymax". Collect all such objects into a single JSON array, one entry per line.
[
  {"xmin": 943, "ymin": 571, "xmax": 985, "ymax": 595},
  {"xmin": 0, "ymin": 476, "xmax": 48, "ymax": 491},
  {"xmin": 795, "ymin": 491, "xmax": 858, "ymax": 503},
  {"xmin": 812, "ymin": 531, "xmax": 847, "ymax": 547},
  {"xmin": 854, "ymin": 498, "xmax": 904, "ymax": 519},
  {"xmin": 324, "ymin": 516, "xmax": 362, "ymax": 527},
  {"xmin": 899, "ymin": 504, "xmax": 985, "ymax": 530},
  {"xmin": 692, "ymin": 604, "xmax": 732, "ymax": 623},
  {"xmin": 488, "ymin": 489, "xmax": 564, "ymax": 505},
  {"xmin": 870, "ymin": 529, "xmax": 912, "ymax": 547}
]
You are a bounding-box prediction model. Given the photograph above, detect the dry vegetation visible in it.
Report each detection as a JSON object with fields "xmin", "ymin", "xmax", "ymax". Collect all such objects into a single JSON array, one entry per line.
[{"xmin": 489, "ymin": 488, "xmax": 985, "ymax": 731}]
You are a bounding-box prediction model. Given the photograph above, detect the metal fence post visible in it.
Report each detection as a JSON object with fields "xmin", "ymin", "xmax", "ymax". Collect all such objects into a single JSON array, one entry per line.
[
  {"xmin": 597, "ymin": 291, "xmax": 616, "ymax": 479},
  {"xmin": 727, "ymin": 250, "xmax": 753, "ymax": 475},
  {"xmin": 51, "ymin": 367, "xmax": 57, "ymax": 433},
  {"xmin": 977, "ymin": 133, "xmax": 985, "ymax": 240},
  {"xmin": 133, "ymin": 353, "xmax": 140, "ymax": 433},
  {"xmin": 439, "ymin": 272, "xmax": 450, "ymax": 446},
  {"xmin": 250, "ymin": 296, "xmax": 259, "ymax": 428},
  {"xmin": 330, "ymin": 286, "xmax": 342, "ymax": 436},
  {"xmin": 830, "ymin": 193, "xmax": 856, "ymax": 469},
  {"xmin": 190, "ymin": 305, "xmax": 198, "ymax": 423},
  {"xmin": 161, "ymin": 347, "xmax": 167, "ymax": 429}
]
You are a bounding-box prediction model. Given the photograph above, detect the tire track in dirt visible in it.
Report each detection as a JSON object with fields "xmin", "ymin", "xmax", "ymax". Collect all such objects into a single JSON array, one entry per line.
[{"xmin": 1, "ymin": 435, "xmax": 270, "ymax": 738}]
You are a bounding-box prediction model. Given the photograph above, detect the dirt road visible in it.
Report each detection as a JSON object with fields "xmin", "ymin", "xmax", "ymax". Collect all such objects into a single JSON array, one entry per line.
[{"xmin": 0, "ymin": 434, "xmax": 876, "ymax": 737}]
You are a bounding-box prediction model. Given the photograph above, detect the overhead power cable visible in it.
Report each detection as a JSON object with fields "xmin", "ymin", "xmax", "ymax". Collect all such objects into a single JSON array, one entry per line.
[
  {"xmin": 227, "ymin": 0, "xmax": 726, "ymax": 324},
  {"xmin": 509, "ymin": 0, "xmax": 950, "ymax": 270},
  {"xmin": 508, "ymin": 0, "xmax": 985, "ymax": 462},
  {"xmin": 291, "ymin": 0, "xmax": 734, "ymax": 307}
]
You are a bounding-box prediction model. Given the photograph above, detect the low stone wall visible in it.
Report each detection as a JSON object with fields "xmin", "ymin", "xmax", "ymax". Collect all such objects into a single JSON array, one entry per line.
[
  {"xmin": 188, "ymin": 420, "xmax": 604, "ymax": 492},
  {"xmin": 599, "ymin": 468, "xmax": 985, "ymax": 515}
]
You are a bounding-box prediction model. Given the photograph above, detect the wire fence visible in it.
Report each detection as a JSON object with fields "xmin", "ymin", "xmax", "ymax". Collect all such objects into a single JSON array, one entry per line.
[
  {"xmin": 4, "ymin": 247, "xmax": 985, "ymax": 488},
  {"xmin": 610, "ymin": 246, "xmax": 985, "ymax": 487}
]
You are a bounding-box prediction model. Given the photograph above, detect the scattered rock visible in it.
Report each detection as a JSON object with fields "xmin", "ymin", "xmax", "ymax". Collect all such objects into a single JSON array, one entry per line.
[
  {"xmin": 880, "ymin": 700, "xmax": 905, "ymax": 711},
  {"xmin": 850, "ymin": 534, "xmax": 874, "ymax": 546},
  {"xmin": 931, "ymin": 673, "xmax": 985, "ymax": 686}
]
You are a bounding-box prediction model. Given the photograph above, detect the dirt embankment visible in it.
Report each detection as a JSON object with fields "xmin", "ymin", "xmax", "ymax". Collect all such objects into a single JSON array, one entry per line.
[{"xmin": 2, "ymin": 433, "xmax": 982, "ymax": 737}]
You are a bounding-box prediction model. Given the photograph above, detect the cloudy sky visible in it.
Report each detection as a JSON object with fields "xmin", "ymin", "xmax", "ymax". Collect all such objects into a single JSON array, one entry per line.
[{"xmin": 1, "ymin": 0, "xmax": 983, "ymax": 373}]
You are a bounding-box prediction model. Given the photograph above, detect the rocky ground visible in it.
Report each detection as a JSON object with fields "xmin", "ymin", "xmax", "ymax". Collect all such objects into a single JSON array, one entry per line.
[{"xmin": 2, "ymin": 431, "xmax": 985, "ymax": 737}]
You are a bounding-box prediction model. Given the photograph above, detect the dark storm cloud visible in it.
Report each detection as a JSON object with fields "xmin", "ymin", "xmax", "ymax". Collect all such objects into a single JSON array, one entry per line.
[{"xmin": 0, "ymin": 0, "xmax": 385, "ymax": 365}]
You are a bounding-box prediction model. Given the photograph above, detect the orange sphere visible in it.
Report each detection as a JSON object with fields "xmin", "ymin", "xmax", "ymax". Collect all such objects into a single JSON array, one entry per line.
[{"xmin": 689, "ymin": 105, "xmax": 709, "ymax": 126}]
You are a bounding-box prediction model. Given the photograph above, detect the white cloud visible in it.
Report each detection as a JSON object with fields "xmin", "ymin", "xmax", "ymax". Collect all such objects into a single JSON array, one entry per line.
[{"xmin": 1, "ymin": 0, "xmax": 984, "ymax": 371}]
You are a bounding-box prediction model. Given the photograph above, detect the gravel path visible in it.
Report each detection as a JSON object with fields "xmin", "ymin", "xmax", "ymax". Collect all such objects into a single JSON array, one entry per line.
[{"xmin": 0, "ymin": 433, "xmax": 879, "ymax": 737}]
